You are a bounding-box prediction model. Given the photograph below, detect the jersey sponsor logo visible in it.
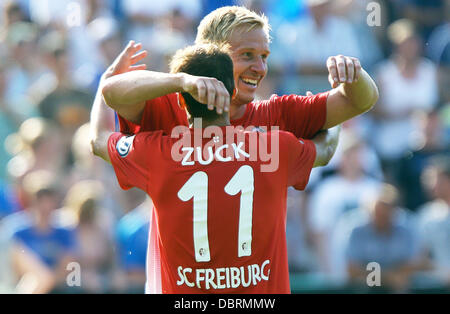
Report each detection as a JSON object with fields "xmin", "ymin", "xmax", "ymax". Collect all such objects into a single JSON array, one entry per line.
[
  {"xmin": 116, "ymin": 135, "xmax": 136, "ymax": 158},
  {"xmin": 176, "ymin": 259, "xmax": 271, "ymax": 290}
]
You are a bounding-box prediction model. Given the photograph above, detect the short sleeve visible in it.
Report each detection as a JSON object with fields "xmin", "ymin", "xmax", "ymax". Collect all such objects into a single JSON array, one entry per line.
[
  {"xmin": 272, "ymin": 92, "xmax": 329, "ymax": 139},
  {"xmin": 108, "ymin": 131, "xmax": 165, "ymax": 191},
  {"xmin": 280, "ymin": 131, "xmax": 316, "ymax": 190}
]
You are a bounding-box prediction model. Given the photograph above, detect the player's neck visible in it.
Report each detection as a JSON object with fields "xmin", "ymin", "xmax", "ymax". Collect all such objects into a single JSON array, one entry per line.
[{"xmin": 229, "ymin": 103, "xmax": 247, "ymax": 121}]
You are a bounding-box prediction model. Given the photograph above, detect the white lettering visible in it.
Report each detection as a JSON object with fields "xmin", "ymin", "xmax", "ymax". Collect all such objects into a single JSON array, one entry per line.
[
  {"xmin": 261, "ymin": 259, "xmax": 270, "ymax": 281},
  {"xmin": 251, "ymin": 264, "xmax": 261, "ymax": 286},
  {"xmin": 183, "ymin": 268, "xmax": 195, "ymax": 287},
  {"xmin": 177, "ymin": 266, "xmax": 184, "ymax": 286},
  {"xmin": 196, "ymin": 269, "xmax": 205, "ymax": 289},
  {"xmin": 196, "ymin": 146, "xmax": 214, "ymax": 165},
  {"xmin": 205, "ymin": 269, "xmax": 217, "ymax": 290},
  {"xmin": 176, "ymin": 261, "xmax": 271, "ymax": 290},
  {"xmin": 181, "ymin": 147, "xmax": 194, "ymax": 166},
  {"xmin": 215, "ymin": 144, "xmax": 231, "ymax": 162},
  {"xmin": 230, "ymin": 267, "xmax": 240, "ymax": 288},
  {"xmin": 232, "ymin": 142, "xmax": 250, "ymax": 159}
]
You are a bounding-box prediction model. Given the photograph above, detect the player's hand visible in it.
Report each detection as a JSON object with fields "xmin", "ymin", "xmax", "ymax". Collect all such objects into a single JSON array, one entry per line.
[
  {"xmin": 103, "ymin": 40, "xmax": 148, "ymax": 79},
  {"xmin": 326, "ymin": 55, "xmax": 362, "ymax": 88},
  {"xmin": 181, "ymin": 73, "xmax": 231, "ymax": 114}
]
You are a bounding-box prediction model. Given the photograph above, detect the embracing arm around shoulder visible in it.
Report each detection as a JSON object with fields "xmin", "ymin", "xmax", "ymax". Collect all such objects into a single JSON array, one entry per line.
[
  {"xmin": 311, "ymin": 125, "xmax": 341, "ymax": 167},
  {"xmin": 90, "ymin": 75, "xmax": 114, "ymax": 164},
  {"xmin": 322, "ymin": 55, "xmax": 379, "ymax": 130},
  {"xmin": 101, "ymin": 71, "xmax": 185, "ymax": 124},
  {"xmin": 90, "ymin": 40, "xmax": 150, "ymax": 163},
  {"xmin": 102, "ymin": 71, "xmax": 231, "ymax": 124}
]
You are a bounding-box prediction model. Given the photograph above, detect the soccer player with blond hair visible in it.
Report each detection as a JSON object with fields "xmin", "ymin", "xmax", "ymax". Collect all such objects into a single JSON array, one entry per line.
[
  {"xmin": 91, "ymin": 44, "xmax": 340, "ymax": 293},
  {"xmin": 91, "ymin": 5, "xmax": 378, "ymax": 293}
]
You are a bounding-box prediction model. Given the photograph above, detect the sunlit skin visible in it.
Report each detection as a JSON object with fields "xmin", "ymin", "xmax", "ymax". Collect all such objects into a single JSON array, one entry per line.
[{"xmin": 227, "ymin": 27, "xmax": 270, "ymax": 120}]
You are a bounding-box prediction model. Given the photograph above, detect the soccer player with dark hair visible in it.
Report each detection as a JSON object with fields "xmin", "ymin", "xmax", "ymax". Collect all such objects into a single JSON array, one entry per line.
[
  {"xmin": 90, "ymin": 44, "xmax": 339, "ymax": 293},
  {"xmin": 93, "ymin": 6, "xmax": 378, "ymax": 293}
]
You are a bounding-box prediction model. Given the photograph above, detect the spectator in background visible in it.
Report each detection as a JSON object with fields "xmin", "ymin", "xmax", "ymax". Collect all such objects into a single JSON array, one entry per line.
[
  {"xmin": 66, "ymin": 3, "xmax": 118, "ymax": 90},
  {"xmin": 11, "ymin": 170, "xmax": 77, "ymax": 293},
  {"xmin": 122, "ymin": 0, "xmax": 201, "ymax": 72},
  {"xmin": 292, "ymin": 0, "xmax": 361, "ymax": 75},
  {"xmin": 285, "ymin": 187, "xmax": 318, "ymax": 273},
  {"xmin": 346, "ymin": 184, "xmax": 420, "ymax": 293},
  {"xmin": 416, "ymin": 156, "xmax": 450, "ymax": 290},
  {"xmin": 308, "ymin": 130, "xmax": 380, "ymax": 280},
  {"xmin": 27, "ymin": 0, "xmax": 72, "ymax": 28},
  {"xmin": 68, "ymin": 123, "xmax": 128, "ymax": 219},
  {"xmin": 426, "ymin": 21, "xmax": 450, "ymax": 67},
  {"xmin": 272, "ymin": 0, "xmax": 362, "ymax": 95},
  {"xmin": 0, "ymin": 1, "xmax": 28, "ymax": 49},
  {"xmin": 116, "ymin": 197, "xmax": 151, "ymax": 293},
  {"xmin": 85, "ymin": 17, "xmax": 123, "ymax": 92},
  {"xmin": 395, "ymin": 109, "xmax": 449, "ymax": 211},
  {"xmin": 0, "ymin": 197, "xmax": 29, "ymax": 293},
  {"xmin": 372, "ymin": 19, "xmax": 438, "ymax": 176},
  {"xmin": 398, "ymin": 0, "xmax": 447, "ymax": 40},
  {"xmin": 38, "ymin": 31, "xmax": 93, "ymax": 131},
  {"xmin": 3, "ymin": 22, "xmax": 50, "ymax": 123},
  {"xmin": 37, "ymin": 31, "xmax": 93, "ymax": 169},
  {"xmin": 62, "ymin": 180, "xmax": 116, "ymax": 293},
  {"xmin": 6, "ymin": 117, "xmax": 65, "ymax": 183},
  {"xmin": 0, "ymin": 60, "xmax": 20, "ymax": 182},
  {"xmin": 426, "ymin": 21, "xmax": 450, "ymax": 108},
  {"xmin": 329, "ymin": 0, "xmax": 384, "ymax": 71}
]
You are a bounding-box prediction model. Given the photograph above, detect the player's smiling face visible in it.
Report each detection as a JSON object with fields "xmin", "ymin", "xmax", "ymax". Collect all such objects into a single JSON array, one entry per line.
[{"xmin": 228, "ymin": 27, "xmax": 270, "ymax": 106}]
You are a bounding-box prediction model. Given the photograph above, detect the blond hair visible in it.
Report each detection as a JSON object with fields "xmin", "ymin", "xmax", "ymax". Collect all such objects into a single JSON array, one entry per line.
[{"xmin": 195, "ymin": 6, "xmax": 271, "ymax": 45}]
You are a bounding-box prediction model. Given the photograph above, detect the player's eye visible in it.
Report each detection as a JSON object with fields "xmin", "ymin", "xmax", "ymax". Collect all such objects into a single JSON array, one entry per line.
[{"xmin": 243, "ymin": 52, "xmax": 253, "ymax": 59}]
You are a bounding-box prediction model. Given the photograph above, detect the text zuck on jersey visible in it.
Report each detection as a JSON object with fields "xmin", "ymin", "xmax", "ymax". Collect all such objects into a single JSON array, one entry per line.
[{"xmin": 170, "ymin": 119, "xmax": 280, "ymax": 173}]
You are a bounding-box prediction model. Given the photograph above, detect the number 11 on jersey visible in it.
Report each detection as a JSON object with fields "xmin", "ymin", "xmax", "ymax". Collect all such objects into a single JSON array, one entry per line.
[{"xmin": 178, "ymin": 165, "xmax": 255, "ymax": 262}]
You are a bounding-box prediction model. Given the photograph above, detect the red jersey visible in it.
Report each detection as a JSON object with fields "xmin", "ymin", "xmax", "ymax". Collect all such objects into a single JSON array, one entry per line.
[
  {"xmin": 118, "ymin": 92, "xmax": 329, "ymax": 139},
  {"xmin": 108, "ymin": 127, "xmax": 316, "ymax": 293}
]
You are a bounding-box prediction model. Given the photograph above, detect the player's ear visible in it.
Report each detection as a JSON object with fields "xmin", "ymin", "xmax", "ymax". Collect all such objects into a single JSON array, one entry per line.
[{"xmin": 178, "ymin": 93, "xmax": 187, "ymax": 109}]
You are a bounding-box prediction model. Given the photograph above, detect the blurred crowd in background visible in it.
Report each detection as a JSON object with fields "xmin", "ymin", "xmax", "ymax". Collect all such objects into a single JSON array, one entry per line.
[{"xmin": 0, "ymin": 0, "xmax": 449, "ymax": 293}]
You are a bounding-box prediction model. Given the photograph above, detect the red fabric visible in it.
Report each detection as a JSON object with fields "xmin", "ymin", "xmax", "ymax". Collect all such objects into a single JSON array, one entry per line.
[
  {"xmin": 118, "ymin": 92, "xmax": 329, "ymax": 139},
  {"xmin": 108, "ymin": 128, "xmax": 316, "ymax": 293},
  {"xmin": 117, "ymin": 93, "xmax": 189, "ymax": 135}
]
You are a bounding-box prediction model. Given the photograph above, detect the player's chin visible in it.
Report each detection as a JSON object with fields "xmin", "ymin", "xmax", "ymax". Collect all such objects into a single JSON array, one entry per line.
[{"xmin": 237, "ymin": 90, "xmax": 256, "ymax": 104}]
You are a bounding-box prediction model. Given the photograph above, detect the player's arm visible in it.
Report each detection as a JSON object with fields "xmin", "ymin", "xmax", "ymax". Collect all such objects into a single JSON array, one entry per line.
[
  {"xmin": 90, "ymin": 41, "xmax": 149, "ymax": 164},
  {"xmin": 90, "ymin": 74, "xmax": 114, "ymax": 164},
  {"xmin": 322, "ymin": 55, "xmax": 379, "ymax": 130},
  {"xmin": 311, "ymin": 125, "xmax": 341, "ymax": 167},
  {"xmin": 101, "ymin": 70, "xmax": 231, "ymax": 124}
]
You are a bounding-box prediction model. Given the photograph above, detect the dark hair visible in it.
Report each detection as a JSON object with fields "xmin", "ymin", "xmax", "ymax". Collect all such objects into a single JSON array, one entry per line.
[{"xmin": 170, "ymin": 44, "xmax": 234, "ymax": 121}]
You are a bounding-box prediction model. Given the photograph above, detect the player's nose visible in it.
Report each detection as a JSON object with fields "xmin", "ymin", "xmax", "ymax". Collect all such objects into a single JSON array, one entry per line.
[{"xmin": 250, "ymin": 57, "xmax": 267, "ymax": 76}]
